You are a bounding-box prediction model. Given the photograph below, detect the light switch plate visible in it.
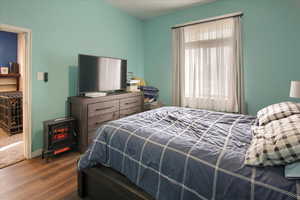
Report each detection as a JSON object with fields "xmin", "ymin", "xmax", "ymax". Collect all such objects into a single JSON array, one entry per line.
[{"xmin": 37, "ymin": 72, "xmax": 44, "ymax": 81}]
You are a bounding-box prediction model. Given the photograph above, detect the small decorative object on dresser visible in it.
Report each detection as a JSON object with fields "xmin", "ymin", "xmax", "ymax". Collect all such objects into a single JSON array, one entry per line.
[
  {"xmin": 127, "ymin": 79, "xmax": 140, "ymax": 92},
  {"xmin": 11, "ymin": 62, "xmax": 20, "ymax": 73},
  {"xmin": 42, "ymin": 117, "xmax": 77, "ymax": 161},
  {"xmin": 0, "ymin": 67, "xmax": 9, "ymax": 74},
  {"xmin": 8, "ymin": 62, "xmax": 19, "ymax": 73},
  {"xmin": 69, "ymin": 91, "xmax": 143, "ymax": 153}
]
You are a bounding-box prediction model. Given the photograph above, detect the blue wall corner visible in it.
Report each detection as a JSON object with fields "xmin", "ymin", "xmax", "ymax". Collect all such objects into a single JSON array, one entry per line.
[{"xmin": 0, "ymin": 31, "xmax": 18, "ymax": 67}]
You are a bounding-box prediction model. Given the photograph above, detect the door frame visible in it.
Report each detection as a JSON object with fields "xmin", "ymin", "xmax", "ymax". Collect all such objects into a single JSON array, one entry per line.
[{"xmin": 0, "ymin": 24, "xmax": 32, "ymax": 159}]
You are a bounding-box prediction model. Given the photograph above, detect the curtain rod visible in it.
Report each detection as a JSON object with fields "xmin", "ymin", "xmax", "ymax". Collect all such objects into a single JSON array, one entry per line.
[{"xmin": 171, "ymin": 12, "xmax": 243, "ymax": 29}]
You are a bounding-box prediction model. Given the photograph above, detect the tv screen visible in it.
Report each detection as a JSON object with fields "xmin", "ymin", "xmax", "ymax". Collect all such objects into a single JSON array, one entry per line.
[{"xmin": 78, "ymin": 54, "xmax": 127, "ymax": 93}]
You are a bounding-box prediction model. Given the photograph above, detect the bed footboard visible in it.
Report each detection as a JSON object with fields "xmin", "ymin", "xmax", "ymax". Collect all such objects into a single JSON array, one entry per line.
[{"xmin": 77, "ymin": 164, "xmax": 154, "ymax": 200}]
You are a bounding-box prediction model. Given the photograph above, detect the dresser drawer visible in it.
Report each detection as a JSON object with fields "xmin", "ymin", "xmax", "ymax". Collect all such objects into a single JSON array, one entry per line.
[
  {"xmin": 88, "ymin": 101, "xmax": 119, "ymax": 117},
  {"xmin": 120, "ymin": 107, "xmax": 141, "ymax": 118},
  {"xmin": 120, "ymin": 96, "xmax": 142, "ymax": 110},
  {"xmin": 88, "ymin": 112, "xmax": 119, "ymax": 132}
]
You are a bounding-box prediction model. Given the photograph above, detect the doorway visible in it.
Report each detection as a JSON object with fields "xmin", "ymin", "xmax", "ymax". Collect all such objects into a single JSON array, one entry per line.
[{"xmin": 0, "ymin": 24, "xmax": 32, "ymax": 168}]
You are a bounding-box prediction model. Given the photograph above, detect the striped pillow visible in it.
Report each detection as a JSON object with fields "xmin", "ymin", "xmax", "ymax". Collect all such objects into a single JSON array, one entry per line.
[
  {"xmin": 257, "ymin": 102, "xmax": 300, "ymax": 126},
  {"xmin": 245, "ymin": 114, "xmax": 300, "ymax": 166}
]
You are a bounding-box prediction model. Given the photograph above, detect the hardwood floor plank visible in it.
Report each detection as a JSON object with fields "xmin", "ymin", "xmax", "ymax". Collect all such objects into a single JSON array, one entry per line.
[
  {"xmin": 0, "ymin": 152, "xmax": 80, "ymax": 200},
  {"xmin": 0, "ymin": 157, "xmax": 75, "ymax": 193}
]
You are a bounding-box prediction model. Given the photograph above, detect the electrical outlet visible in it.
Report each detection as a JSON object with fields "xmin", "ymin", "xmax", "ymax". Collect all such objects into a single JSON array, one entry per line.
[{"xmin": 37, "ymin": 72, "xmax": 44, "ymax": 81}]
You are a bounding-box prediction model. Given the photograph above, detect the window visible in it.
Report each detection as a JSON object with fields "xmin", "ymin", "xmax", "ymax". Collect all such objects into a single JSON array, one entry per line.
[{"xmin": 172, "ymin": 16, "xmax": 244, "ymax": 113}]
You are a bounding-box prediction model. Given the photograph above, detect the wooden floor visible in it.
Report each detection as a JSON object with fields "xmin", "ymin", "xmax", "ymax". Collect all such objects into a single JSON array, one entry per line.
[
  {"xmin": 0, "ymin": 129, "xmax": 24, "ymax": 169},
  {"xmin": 0, "ymin": 152, "xmax": 81, "ymax": 200}
]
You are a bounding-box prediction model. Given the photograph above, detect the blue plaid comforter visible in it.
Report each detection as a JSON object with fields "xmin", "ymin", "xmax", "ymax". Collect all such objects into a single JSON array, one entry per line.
[{"xmin": 79, "ymin": 107, "xmax": 300, "ymax": 200}]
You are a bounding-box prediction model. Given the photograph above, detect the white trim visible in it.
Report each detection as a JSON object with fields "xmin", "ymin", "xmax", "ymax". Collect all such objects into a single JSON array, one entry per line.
[
  {"xmin": 172, "ymin": 11, "xmax": 243, "ymax": 29},
  {"xmin": 0, "ymin": 24, "xmax": 31, "ymax": 33},
  {"xmin": 0, "ymin": 24, "xmax": 32, "ymax": 159}
]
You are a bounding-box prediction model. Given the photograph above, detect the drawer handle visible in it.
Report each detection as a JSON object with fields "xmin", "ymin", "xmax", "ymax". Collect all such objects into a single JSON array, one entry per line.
[
  {"xmin": 95, "ymin": 106, "xmax": 113, "ymax": 112},
  {"xmin": 125, "ymin": 101, "xmax": 138, "ymax": 105}
]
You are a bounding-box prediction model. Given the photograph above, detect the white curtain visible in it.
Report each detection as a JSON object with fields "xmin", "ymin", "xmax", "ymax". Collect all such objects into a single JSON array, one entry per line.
[
  {"xmin": 172, "ymin": 16, "xmax": 244, "ymax": 113},
  {"xmin": 172, "ymin": 28, "xmax": 185, "ymax": 106}
]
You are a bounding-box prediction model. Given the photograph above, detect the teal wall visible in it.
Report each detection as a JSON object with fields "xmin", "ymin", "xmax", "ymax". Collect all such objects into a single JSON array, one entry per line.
[
  {"xmin": 144, "ymin": 0, "xmax": 300, "ymax": 115},
  {"xmin": 1, "ymin": 0, "xmax": 299, "ymax": 152},
  {"xmin": 0, "ymin": 0, "xmax": 144, "ymax": 151}
]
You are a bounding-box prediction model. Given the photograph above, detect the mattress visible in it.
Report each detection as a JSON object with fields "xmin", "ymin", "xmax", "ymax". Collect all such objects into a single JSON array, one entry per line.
[{"xmin": 79, "ymin": 106, "xmax": 300, "ymax": 200}]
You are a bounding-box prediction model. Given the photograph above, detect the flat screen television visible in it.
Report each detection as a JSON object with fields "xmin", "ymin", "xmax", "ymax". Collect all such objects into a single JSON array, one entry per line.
[{"xmin": 78, "ymin": 54, "xmax": 127, "ymax": 94}]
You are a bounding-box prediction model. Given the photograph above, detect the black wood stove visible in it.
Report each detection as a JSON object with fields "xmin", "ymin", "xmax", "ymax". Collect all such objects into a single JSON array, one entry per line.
[{"xmin": 42, "ymin": 117, "xmax": 77, "ymax": 161}]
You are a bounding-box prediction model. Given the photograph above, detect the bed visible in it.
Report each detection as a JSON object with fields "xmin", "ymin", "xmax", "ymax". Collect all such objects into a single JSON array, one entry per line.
[{"xmin": 78, "ymin": 106, "xmax": 300, "ymax": 200}]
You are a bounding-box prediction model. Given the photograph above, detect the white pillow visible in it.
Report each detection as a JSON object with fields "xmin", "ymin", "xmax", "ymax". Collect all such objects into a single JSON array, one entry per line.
[
  {"xmin": 257, "ymin": 101, "xmax": 300, "ymax": 126},
  {"xmin": 245, "ymin": 114, "xmax": 300, "ymax": 166}
]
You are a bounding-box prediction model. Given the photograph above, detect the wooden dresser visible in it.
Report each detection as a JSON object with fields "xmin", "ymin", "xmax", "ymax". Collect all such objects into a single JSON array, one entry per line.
[{"xmin": 69, "ymin": 92, "xmax": 143, "ymax": 153}]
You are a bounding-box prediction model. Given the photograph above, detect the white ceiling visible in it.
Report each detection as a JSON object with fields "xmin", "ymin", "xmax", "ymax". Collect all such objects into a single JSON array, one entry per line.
[{"xmin": 106, "ymin": 0, "xmax": 217, "ymax": 20}]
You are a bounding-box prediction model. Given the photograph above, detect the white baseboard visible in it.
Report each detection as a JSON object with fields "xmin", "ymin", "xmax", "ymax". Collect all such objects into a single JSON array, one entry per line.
[{"xmin": 30, "ymin": 148, "xmax": 42, "ymax": 158}]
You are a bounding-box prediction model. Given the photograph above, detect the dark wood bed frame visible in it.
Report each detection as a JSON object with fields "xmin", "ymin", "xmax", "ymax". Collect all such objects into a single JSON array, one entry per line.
[{"xmin": 78, "ymin": 164, "xmax": 154, "ymax": 200}]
